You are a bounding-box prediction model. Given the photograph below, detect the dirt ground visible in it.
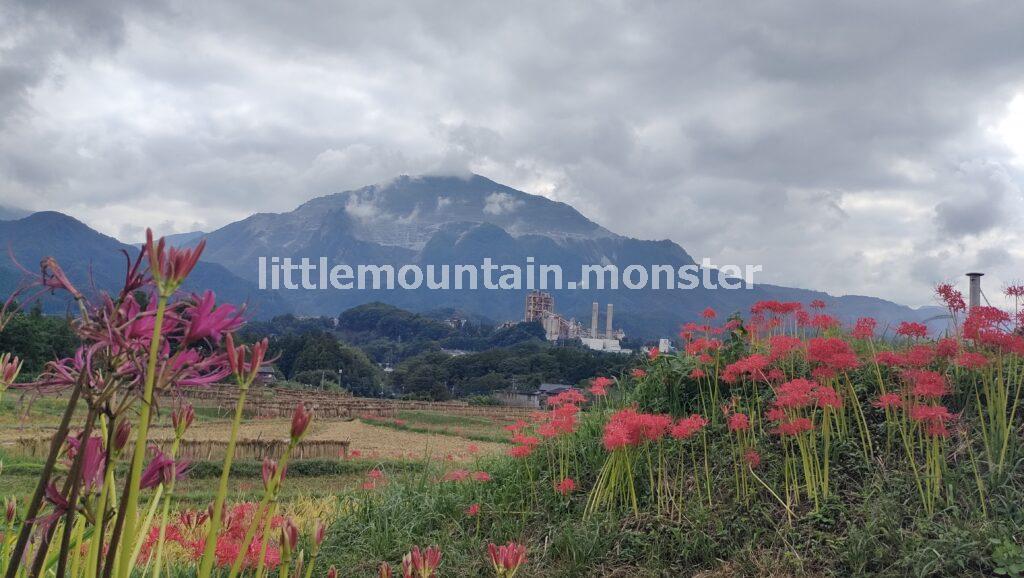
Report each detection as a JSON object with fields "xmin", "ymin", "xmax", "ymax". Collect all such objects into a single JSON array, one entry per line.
[{"xmin": 0, "ymin": 414, "xmax": 507, "ymax": 462}]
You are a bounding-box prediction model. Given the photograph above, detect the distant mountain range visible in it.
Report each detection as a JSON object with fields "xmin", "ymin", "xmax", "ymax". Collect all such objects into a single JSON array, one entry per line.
[
  {"xmin": 0, "ymin": 175, "xmax": 944, "ymax": 336},
  {"xmin": 0, "ymin": 212, "xmax": 289, "ymax": 317}
]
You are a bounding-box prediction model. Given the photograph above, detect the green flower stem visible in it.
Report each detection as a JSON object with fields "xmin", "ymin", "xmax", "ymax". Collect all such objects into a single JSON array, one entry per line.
[
  {"xmin": 116, "ymin": 293, "xmax": 169, "ymax": 578},
  {"xmin": 151, "ymin": 435, "xmax": 183, "ymax": 578},
  {"xmin": 197, "ymin": 376, "xmax": 253, "ymax": 578}
]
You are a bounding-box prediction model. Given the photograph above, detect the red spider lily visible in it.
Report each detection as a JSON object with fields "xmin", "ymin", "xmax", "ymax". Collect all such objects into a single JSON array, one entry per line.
[
  {"xmin": 443, "ymin": 469, "xmax": 470, "ymax": 482},
  {"xmin": 183, "ymin": 291, "xmax": 244, "ymax": 345},
  {"xmin": 810, "ymin": 314, "xmax": 840, "ymax": 331},
  {"xmin": 956, "ymin": 351, "xmax": 989, "ymax": 369},
  {"xmin": 472, "ymin": 471, "xmax": 491, "ymax": 482},
  {"xmin": 547, "ymin": 388, "xmax": 586, "ymax": 407},
  {"xmin": 903, "ymin": 369, "xmax": 948, "ymax": 399},
  {"xmin": 722, "ymin": 354, "xmax": 769, "ymax": 383},
  {"xmin": 172, "ymin": 403, "xmax": 195, "ymax": 437},
  {"xmin": 806, "ymin": 337, "xmax": 859, "ymax": 374},
  {"xmin": 146, "ymin": 228, "xmax": 206, "ymax": 294},
  {"xmin": 140, "ymin": 448, "xmax": 190, "ymax": 489},
  {"xmin": 290, "ymin": 402, "xmax": 313, "ymax": 442},
  {"xmin": 367, "ymin": 468, "xmax": 385, "ymax": 481},
  {"xmin": 555, "ymin": 477, "xmax": 576, "ymax": 495},
  {"xmin": 775, "ymin": 417, "xmax": 814, "ymax": 436},
  {"xmin": 690, "ymin": 368, "xmax": 706, "ymax": 379},
  {"xmin": 936, "ymin": 283, "xmax": 966, "ymax": 313},
  {"xmin": 701, "ymin": 307, "xmax": 717, "ymax": 319},
  {"xmin": 768, "ymin": 335, "xmax": 802, "ymax": 361},
  {"xmin": 873, "ymin": 392, "xmax": 902, "ymax": 409},
  {"xmin": 669, "ymin": 414, "xmax": 708, "ymax": 440},
  {"xmin": 506, "ymin": 445, "xmax": 534, "ymax": 458},
  {"xmin": 743, "ymin": 448, "xmax": 762, "ymax": 468},
  {"xmin": 647, "ymin": 346, "xmax": 660, "ymax": 360},
  {"xmin": 467, "ymin": 444, "xmax": 480, "ymax": 454},
  {"xmin": 488, "ymin": 541, "xmax": 527, "ymax": 577},
  {"xmin": 935, "ymin": 338, "xmax": 959, "ymax": 358},
  {"xmin": 465, "ymin": 503, "xmax": 480, "ymax": 517},
  {"xmin": 589, "ymin": 376, "xmax": 613, "ymax": 396},
  {"xmin": 852, "ymin": 317, "xmax": 877, "ymax": 339},
  {"xmin": 630, "ymin": 368, "xmax": 647, "ymax": 379},
  {"xmin": 402, "ymin": 545, "xmax": 442, "ymax": 578},
  {"xmin": 726, "ymin": 412, "xmax": 750, "ymax": 432},
  {"xmin": 909, "ymin": 404, "xmax": 955, "ymax": 438},
  {"xmin": 896, "ymin": 321, "xmax": 928, "ymax": 339},
  {"xmin": 503, "ymin": 420, "xmax": 528, "ymax": 433}
]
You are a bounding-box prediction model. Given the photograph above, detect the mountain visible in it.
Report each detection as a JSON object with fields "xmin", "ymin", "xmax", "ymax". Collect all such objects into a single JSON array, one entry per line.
[
  {"xmin": 0, "ymin": 212, "xmax": 288, "ymax": 318},
  {"xmin": 0, "ymin": 205, "xmax": 32, "ymax": 221},
  {"xmin": 195, "ymin": 174, "xmax": 940, "ymax": 337}
]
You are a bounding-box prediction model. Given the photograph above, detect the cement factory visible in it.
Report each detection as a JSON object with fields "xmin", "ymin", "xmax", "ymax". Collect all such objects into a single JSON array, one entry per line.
[{"xmin": 524, "ymin": 290, "xmax": 629, "ymax": 353}]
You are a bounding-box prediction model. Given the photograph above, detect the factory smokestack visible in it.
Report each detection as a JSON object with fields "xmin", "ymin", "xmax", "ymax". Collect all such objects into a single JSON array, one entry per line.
[
  {"xmin": 591, "ymin": 302, "xmax": 599, "ymax": 336},
  {"xmin": 967, "ymin": 272, "xmax": 984, "ymax": 309},
  {"xmin": 606, "ymin": 303, "xmax": 614, "ymax": 338}
]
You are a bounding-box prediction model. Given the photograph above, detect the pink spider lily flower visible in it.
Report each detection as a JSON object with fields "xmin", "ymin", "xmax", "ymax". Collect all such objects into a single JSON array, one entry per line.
[
  {"xmin": 145, "ymin": 228, "xmax": 206, "ymax": 295},
  {"xmin": 140, "ymin": 448, "xmax": 190, "ymax": 489},
  {"xmin": 182, "ymin": 291, "xmax": 244, "ymax": 345},
  {"xmin": 465, "ymin": 503, "xmax": 480, "ymax": 517},
  {"xmin": 488, "ymin": 541, "xmax": 528, "ymax": 577},
  {"xmin": 402, "ymin": 546, "xmax": 442, "ymax": 578},
  {"xmin": 40, "ymin": 256, "xmax": 83, "ymax": 300}
]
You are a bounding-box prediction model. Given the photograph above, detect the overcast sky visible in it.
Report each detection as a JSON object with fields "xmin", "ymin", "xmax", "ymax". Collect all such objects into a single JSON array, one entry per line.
[{"xmin": 2, "ymin": 0, "xmax": 1024, "ymax": 308}]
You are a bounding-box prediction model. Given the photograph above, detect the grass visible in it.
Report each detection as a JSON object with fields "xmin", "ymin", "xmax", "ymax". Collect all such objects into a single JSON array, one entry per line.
[{"xmin": 361, "ymin": 411, "xmax": 513, "ymax": 444}]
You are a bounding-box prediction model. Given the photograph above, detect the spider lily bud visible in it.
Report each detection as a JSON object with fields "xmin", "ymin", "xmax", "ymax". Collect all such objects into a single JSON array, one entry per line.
[
  {"xmin": 311, "ymin": 521, "xmax": 326, "ymax": 554},
  {"xmin": 375, "ymin": 563, "xmax": 389, "ymax": 578},
  {"xmin": 488, "ymin": 541, "xmax": 527, "ymax": 577},
  {"xmin": 402, "ymin": 546, "xmax": 442, "ymax": 578},
  {"xmin": 5, "ymin": 497, "xmax": 15, "ymax": 523},
  {"xmin": 290, "ymin": 403, "xmax": 312, "ymax": 442},
  {"xmin": 172, "ymin": 404, "xmax": 195, "ymax": 437},
  {"xmin": 261, "ymin": 458, "xmax": 286, "ymax": 491},
  {"xmin": 0, "ymin": 353, "xmax": 22, "ymax": 388},
  {"xmin": 114, "ymin": 420, "xmax": 132, "ymax": 453},
  {"xmin": 225, "ymin": 335, "xmax": 269, "ymax": 386}
]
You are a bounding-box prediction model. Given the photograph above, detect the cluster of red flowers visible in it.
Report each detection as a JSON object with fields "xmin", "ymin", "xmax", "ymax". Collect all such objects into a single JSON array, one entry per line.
[
  {"xmin": 137, "ymin": 503, "xmax": 284, "ymax": 569},
  {"xmin": 806, "ymin": 337, "xmax": 859, "ymax": 379},
  {"xmin": 669, "ymin": 414, "xmax": 708, "ymax": 440},
  {"xmin": 896, "ymin": 321, "xmax": 929, "ymax": 339},
  {"xmin": 602, "ymin": 408, "xmax": 673, "ymax": 451},
  {"xmin": 588, "ymin": 376, "xmax": 613, "ymax": 396},
  {"xmin": 722, "ymin": 354, "xmax": 769, "ymax": 383}
]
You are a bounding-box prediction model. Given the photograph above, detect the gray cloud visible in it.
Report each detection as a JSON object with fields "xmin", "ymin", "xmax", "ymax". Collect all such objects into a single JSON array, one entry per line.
[{"xmin": 1, "ymin": 0, "xmax": 1023, "ymax": 307}]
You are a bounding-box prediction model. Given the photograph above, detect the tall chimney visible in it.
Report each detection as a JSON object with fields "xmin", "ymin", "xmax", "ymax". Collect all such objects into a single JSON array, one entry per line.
[
  {"xmin": 591, "ymin": 302, "xmax": 599, "ymax": 337},
  {"xmin": 606, "ymin": 303, "xmax": 614, "ymax": 338},
  {"xmin": 967, "ymin": 272, "xmax": 984, "ymax": 309}
]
